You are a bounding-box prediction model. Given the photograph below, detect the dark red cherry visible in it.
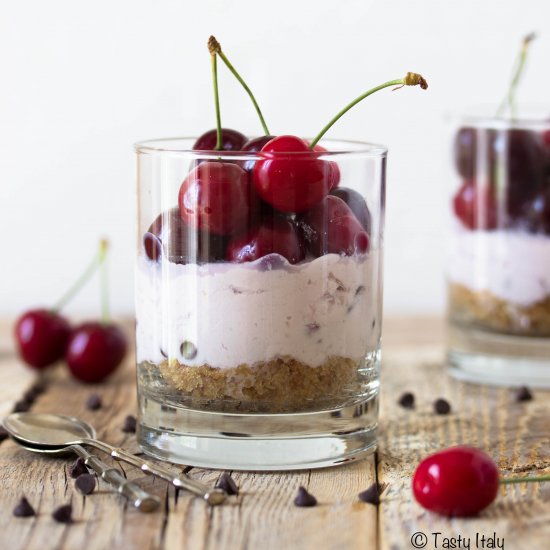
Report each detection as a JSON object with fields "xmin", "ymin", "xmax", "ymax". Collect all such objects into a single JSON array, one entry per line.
[
  {"xmin": 253, "ymin": 135, "xmax": 334, "ymax": 213},
  {"xmin": 453, "ymin": 180, "xmax": 498, "ymax": 230},
  {"xmin": 312, "ymin": 144, "xmax": 341, "ymax": 189},
  {"xmin": 412, "ymin": 446, "xmax": 500, "ymax": 517},
  {"xmin": 330, "ymin": 187, "xmax": 371, "ymax": 234},
  {"xmin": 519, "ymin": 186, "xmax": 550, "ymax": 234},
  {"xmin": 454, "ymin": 127, "xmax": 477, "ymax": 179},
  {"xmin": 14, "ymin": 309, "xmax": 71, "ymax": 369},
  {"xmin": 226, "ymin": 215, "xmax": 305, "ymax": 264},
  {"xmin": 144, "ymin": 207, "xmax": 227, "ymax": 264},
  {"xmin": 239, "ymin": 135, "xmax": 276, "ymax": 173},
  {"xmin": 298, "ymin": 195, "xmax": 369, "ymax": 257},
  {"xmin": 193, "ymin": 128, "xmax": 247, "ymax": 151},
  {"xmin": 178, "ymin": 161, "xmax": 254, "ymax": 236},
  {"xmin": 66, "ymin": 322, "xmax": 128, "ymax": 383}
]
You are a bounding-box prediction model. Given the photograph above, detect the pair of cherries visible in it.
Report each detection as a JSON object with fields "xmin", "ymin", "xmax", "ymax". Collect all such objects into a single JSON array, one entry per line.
[{"xmin": 164, "ymin": 129, "xmax": 370, "ymax": 265}]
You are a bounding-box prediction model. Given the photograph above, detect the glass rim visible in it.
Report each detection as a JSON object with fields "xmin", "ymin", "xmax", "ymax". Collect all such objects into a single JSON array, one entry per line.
[
  {"xmin": 134, "ymin": 137, "xmax": 388, "ymax": 158},
  {"xmin": 457, "ymin": 105, "xmax": 550, "ymax": 130}
]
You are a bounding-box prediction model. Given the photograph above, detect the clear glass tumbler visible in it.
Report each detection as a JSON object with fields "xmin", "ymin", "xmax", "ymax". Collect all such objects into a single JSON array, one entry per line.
[
  {"xmin": 447, "ymin": 116, "xmax": 550, "ymax": 387},
  {"xmin": 135, "ymin": 138, "xmax": 386, "ymax": 469}
]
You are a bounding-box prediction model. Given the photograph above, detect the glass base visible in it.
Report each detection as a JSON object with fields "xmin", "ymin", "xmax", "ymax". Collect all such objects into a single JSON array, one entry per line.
[
  {"xmin": 448, "ymin": 322, "xmax": 550, "ymax": 388},
  {"xmin": 137, "ymin": 393, "xmax": 378, "ymax": 471}
]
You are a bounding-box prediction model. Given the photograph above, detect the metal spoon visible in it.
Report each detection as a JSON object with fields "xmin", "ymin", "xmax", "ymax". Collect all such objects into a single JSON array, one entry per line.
[
  {"xmin": 3, "ymin": 413, "xmax": 226, "ymax": 506},
  {"xmin": 10, "ymin": 434, "xmax": 160, "ymax": 512}
]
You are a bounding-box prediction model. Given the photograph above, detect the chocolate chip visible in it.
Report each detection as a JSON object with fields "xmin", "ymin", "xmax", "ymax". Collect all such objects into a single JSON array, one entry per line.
[
  {"xmin": 75, "ymin": 473, "xmax": 96, "ymax": 495},
  {"xmin": 13, "ymin": 496, "xmax": 35, "ymax": 517},
  {"xmin": 85, "ymin": 393, "xmax": 102, "ymax": 411},
  {"xmin": 69, "ymin": 457, "xmax": 89, "ymax": 479},
  {"xmin": 216, "ymin": 472, "xmax": 239, "ymax": 495},
  {"xmin": 122, "ymin": 415, "xmax": 137, "ymax": 433},
  {"xmin": 398, "ymin": 392, "xmax": 415, "ymax": 410},
  {"xmin": 12, "ymin": 400, "xmax": 31, "ymax": 413},
  {"xmin": 52, "ymin": 504, "xmax": 73, "ymax": 524},
  {"xmin": 180, "ymin": 341, "xmax": 197, "ymax": 360},
  {"xmin": 515, "ymin": 386, "xmax": 533, "ymax": 402},
  {"xmin": 434, "ymin": 398, "xmax": 451, "ymax": 415},
  {"xmin": 30, "ymin": 380, "xmax": 48, "ymax": 395},
  {"xmin": 293, "ymin": 486, "xmax": 317, "ymax": 507},
  {"xmin": 22, "ymin": 388, "xmax": 37, "ymax": 404},
  {"xmin": 0, "ymin": 426, "xmax": 9, "ymax": 442},
  {"xmin": 358, "ymin": 483, "xmax": 381, "ymax": 505}
]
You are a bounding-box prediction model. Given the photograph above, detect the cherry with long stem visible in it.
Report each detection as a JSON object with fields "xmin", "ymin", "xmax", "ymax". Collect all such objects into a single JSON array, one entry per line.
[
  {"xmin": 208, "ymin": 36, "xmax": 270, "ymax": 135},
  {"xmin": 497, "ymin": 32, "xmax": 536, "ymax": 118},
  {"xmin": 309, "ymin": 72, "xmax": 428, "ymax": 149},
  {"xmin": 210, "ymin": 45, "xmax": 223, "ymax": 151}
]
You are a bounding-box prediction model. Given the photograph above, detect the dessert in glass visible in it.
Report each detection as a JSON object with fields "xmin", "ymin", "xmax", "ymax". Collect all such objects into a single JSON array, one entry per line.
[
  {"xmin": 135, "ymin": 36, "xmax": 427, "ymax": 469},
  {"xmin": 447, "ymin": 34, "xmax": 550, "ymax": 387}
]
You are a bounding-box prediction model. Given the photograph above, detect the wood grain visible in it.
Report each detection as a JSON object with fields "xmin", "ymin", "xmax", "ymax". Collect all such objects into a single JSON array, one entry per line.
[{"xmin": 0, "ymin": 317, "xmax": 548, "ymax": 550}]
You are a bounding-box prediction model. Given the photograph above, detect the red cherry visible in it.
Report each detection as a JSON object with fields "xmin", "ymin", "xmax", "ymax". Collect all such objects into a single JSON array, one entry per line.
[
  {"xmin": 14, "ymin": 309, "xmax": 71, "ymax": 369},
  {"xmin": 239, "ymin": 135, "xmax": 276, "ymax": 173},
  {"xmin": 412, "ymin": 446, "xmax": 500, "ymax": 517},
  {"xmin": 66, "ymin": 322, "xmax": 127, "ymax": 383},
  {"xmin": 193, "ymin": 128, "xmax": 247, "ymax": 151},
  {"xmin": 253, "ymin": 135, "xmax": 334, "ymax": 213},
  {"xmin": 312, "ymin": 143, "xmax": 341, "ymax": 189},
  {"xmin": 144, "ymin": 207, "xmax": 227, "ymax": 264},
  {"xmin": 330, "ymin": 187, "xmax": 371, "ymax": 233},
  {"xmin": 453, "ymin": 180, "xmax": 498, "ymax": 230},
  {"xmin": 298, "ymin": 195, "xmax": 369, "ymax": 256},
  {"xmin": 226, "ymin": 215, "xmax": 305, "ymax": 264},
  {"xmin": 178, "ymin": 161, "xmax": 254, "ymax": 236}
]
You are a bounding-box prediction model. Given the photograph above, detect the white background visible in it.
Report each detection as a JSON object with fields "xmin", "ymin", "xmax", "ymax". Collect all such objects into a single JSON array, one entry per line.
[{"xmin": 1, "ymin": 0, "xmax": 548, "ymax": 317}]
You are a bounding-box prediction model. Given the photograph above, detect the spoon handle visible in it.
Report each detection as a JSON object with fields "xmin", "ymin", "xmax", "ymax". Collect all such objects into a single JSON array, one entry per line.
[
  {"xmin": 71, "ymin": 445, "xmax": 160, "ymax": 513},
  {"xmin": 84, "ymin": 439, "xmax": 226, "ymax": 505}
]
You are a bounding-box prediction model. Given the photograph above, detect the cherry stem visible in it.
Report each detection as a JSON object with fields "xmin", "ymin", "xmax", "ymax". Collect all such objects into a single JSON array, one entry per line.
[
  {"xmin": 52, "ymin": 240, "xmax": 108, "ymax": 312},
  {"xmin": 309, "ymin": 72, "xmax": 428, "ymax": 149},
  {"xmin": 210, "ymin": 50, "xmax": 223, "ymax": 150},
  {"xmin": 208, "ymin": 36, "xmax": 270, "ymax": 136},
  {"xmin": 99, "ymin": 239, "xmax": 110, "ymax": 324},
  {"xmin": 497, "ymin": 32, "xmax": 536, "ymax": 119},
  {"xmin": 500, "ymin": 474, "xmax": 550, "ymax": 485}
]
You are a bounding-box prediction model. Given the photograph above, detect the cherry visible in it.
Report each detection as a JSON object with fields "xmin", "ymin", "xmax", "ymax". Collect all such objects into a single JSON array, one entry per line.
[
  {"xmin": 413, "ymin": 446, "xmax": 499, "ymax": 517},
  {"xmin": 253, "ymin": 135, "xmax": 334, "ymax": 213},
  {"xmin": 519, "ymin": 186, "xmax": 550, "ymax": 234},
  {"xmin": 240, "ymin": 135, "xmax": 276, "ymax": 173},
  {"xmin": 144, "ymin": 207, "xmax": 227, "ymax": 264},
  {"xmin": 14, "ymin": 309, "xmax": 71, "ymax": 369},
  {"xmin": 66, "ymin": 322, "xmax": 128, "ymax": 383},
  {"xmin": 312, "ymin": 144, "xmax": 341, "ymax": 189},
  {"xmin": 192, "ymin": 128, "xmax": 247, "ymax": 151},
  {"xmin": 452, "ymin": 180, "xmax": 498, "ymax": 230},
  {"xmin": 454, "ymin": 127, "xmax": 477, "ymax": 179},
  {"xmin": 226, "ymin": 215, "xmax": 305, "ymax": 264},
  {"xmin": 298, "ymin": 195, "xmax": 369, "ymax": 256},
  {"xmin": 330, "ymin": 187, "xmax": 371, "ymax": 234},
  {"xmin": 178, "ymin": 161, "xmax": 255, "ymax": 236}
]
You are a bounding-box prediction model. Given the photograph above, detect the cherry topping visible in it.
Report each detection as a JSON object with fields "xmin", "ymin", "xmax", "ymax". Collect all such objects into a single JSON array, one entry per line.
[
  {"xmin": 452, "ymin": 180, "xmax": 498, "ymax": 230},
  {"xmin": 193, "ymin": 128, "xmax": 247, "ymax": 151},
  {"xmin": 253, "ymin": 135, "xmax": 334, "ymax": 213},
  {"xmin": 330, "ymin": 187, "xmax": 371, "ymax": 233},
  {"xmin": 66, "ymin": 322, "xmax": 128, "ymax": 383},
  {"xmin": 312, "ymin": 144, "xmax": 341, "ymax": 189},
  {"xmin": 299, "ymin": 195, "xmax": 369, "ymax": 256},
  {"xmin": 412, "ymin": 446, "xmax": 499, "ymax": 517},
  {"xmin": 226, "ymin": 215, "xmax": 305, "ymax": 264},
  {"xmin": 178, "ymin": 161, "xmax": 254, "ymax": 236},
  {"xmin": 144, "ymin": 207, "xmax": 227, "ymax": 264},
  {"xmin": 14, "ymin": 309, "xmax": 71, "ymax": 369},
  {"xmin": 519, "ymin": 186, "xmax": 550, "ymax": 234},
  {"xmin": 240, "ymin": 135, "xmax": 276, "ymax": 173}
]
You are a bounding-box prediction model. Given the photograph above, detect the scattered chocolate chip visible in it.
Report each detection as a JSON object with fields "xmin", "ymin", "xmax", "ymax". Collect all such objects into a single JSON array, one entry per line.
[
  {"xmin": 75, "ymin": 473, "xmax": 96, "ymax": 495},
  {"xmin": 69, "ymin": 457, "xmax": 89, "ymax": 479},
  {"xmin": 515, "ymin": 386, "xmax": 533, "ymax": 402},
  {"xmin": 355, "ymin": 285, "xmax": 366, "ymax": 296},
  {"xmin": 398, "ymin": 392, "xmax": 415, "ymax": 410},
  {"xmin": 12, "ymin": 400, "xmax": 31, "ymax": 413},
  {"xmin": 122, "ymin": 415, "xmax": 137, "ymax": 433},
  {"xmin": 434, "ymin": 398, "xmax": 451, "ymax": 415},
  {"xmin": 85, "ymin": 393, "xmax": 102, "ymax": 411},
  {"xmin": 216, "ymin": 473, "xmax": 239, "ymax": 495},
  {"xmin": 31, "ymin": 380, "xmax": 48, "ymax": 395},
  {"xmin": 293, "ymin": 486, "xmax": 317, "ymax": 507},
  {"xmin": 13, "ymin": 496, "xmax": 35, "ymax": 517},
  {"xmin": 22, "ymin": 389, "xmax": 37, "ymax": 404},
  {"xmin": 0, "ymin": 426, "xmax": 9, "ymax": 442},
  {"xmin": 358, "ymin": 483, "xmax": 380, "ymax": 505},
  {"xmin": 52, "ymin": 504, "xmax": 73, "ymax": 524},
  {"xmin": 180, "ymin": 341, "xmax": 197, "ymax": 360}
]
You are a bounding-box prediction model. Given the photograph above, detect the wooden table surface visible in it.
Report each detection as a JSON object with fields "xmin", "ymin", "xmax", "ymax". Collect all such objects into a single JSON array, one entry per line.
[{"xmin": 0, "ymin": 317, "xmax": 548, "ymax": 550}]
